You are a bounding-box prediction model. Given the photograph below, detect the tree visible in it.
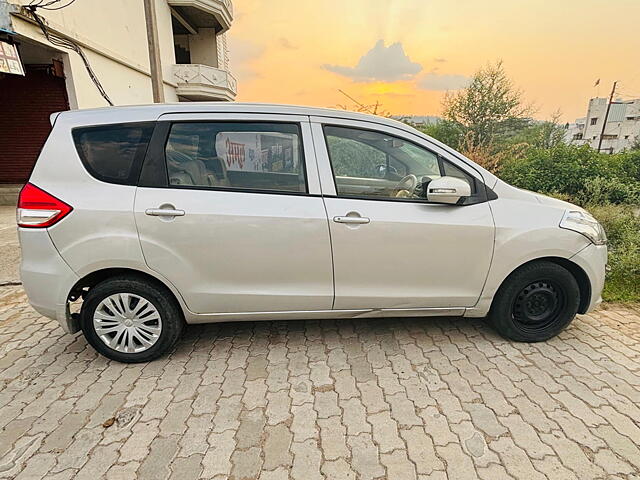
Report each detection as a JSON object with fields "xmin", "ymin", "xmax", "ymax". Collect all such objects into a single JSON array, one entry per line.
[
  {"xmin": 335, "ymin": 90, "xmax": 391, "ymax": 117},
  {"xmin": 413, "ymin": 120, "xmax": 464, "ymax": 149},
  {"xmin": 503, "ymin": 111, "xmax": 567, "ymax": 149},
  {"xmin": 442, "ymin": 61, "xmax": 532, "ymax": 148}
]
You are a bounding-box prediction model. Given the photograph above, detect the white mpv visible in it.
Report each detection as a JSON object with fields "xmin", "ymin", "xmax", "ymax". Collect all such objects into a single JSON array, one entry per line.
[{"xmin": 18, "ymin": 104, "xmax": 607, "ymax": 362}]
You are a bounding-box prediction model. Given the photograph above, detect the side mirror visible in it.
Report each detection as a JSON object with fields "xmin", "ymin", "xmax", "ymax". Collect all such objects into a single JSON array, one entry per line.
[{"xmin": 426, "ymin": 176, "xmax": 471, "ymax": 204}]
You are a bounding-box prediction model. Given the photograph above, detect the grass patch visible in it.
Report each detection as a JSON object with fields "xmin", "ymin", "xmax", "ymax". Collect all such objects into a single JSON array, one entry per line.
[{"xmin": 587, "ymin": 204, "xmax": 640, "ymax": 303}]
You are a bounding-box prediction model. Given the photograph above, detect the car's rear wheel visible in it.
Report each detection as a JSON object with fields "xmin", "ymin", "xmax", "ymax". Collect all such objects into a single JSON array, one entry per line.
[
  {"xmin": 80, "ymin": 276, "xmax": 184, "ymax": 362},
  {"xmin": 488, "ymin": 261, "xmax": 580, "ymax": 342}
]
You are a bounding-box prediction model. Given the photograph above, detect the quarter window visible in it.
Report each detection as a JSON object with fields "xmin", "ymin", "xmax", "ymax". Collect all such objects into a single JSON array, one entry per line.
[
  {"xmin": 442, "ymin": 159, "xmax": 477, "ymax": 191},
  {"xmin": 324, "ymin": 125, "xmax": 475, "ymax": 201},
  {"xmin": 165, "ymin": 122, "xmax": 306, "ymax": 193},
  {"xmin": 73, "ymin": 122, "xmax": 154, "ymax": 185}
]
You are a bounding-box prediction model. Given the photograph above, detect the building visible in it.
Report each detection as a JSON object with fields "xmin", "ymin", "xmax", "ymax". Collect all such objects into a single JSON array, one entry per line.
[
  {"xmin": 0, "ymin": 0, "xmax": 236, "ymax": 191},
  {"xmin": 392, "ymin": 115, "xmax": 441, "ymax": 126},
  {"xmin": 565, "ymin": 97, "xmax": 640, "ymax": 153}
]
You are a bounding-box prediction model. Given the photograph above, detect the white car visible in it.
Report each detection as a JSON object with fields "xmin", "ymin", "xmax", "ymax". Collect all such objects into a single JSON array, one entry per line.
[{"xmin": 17, "ymin": 103, "xmax": 607, "ymax": 362}]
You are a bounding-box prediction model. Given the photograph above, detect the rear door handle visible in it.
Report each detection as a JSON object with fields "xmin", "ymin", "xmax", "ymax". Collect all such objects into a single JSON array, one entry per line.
[
  {"xmin": 333, "ymin": 215, "xmax": 370, "ymax": 224},
  {"xmin": 145, "ymin": 208, "xmax": 185, "ymax": 217}
]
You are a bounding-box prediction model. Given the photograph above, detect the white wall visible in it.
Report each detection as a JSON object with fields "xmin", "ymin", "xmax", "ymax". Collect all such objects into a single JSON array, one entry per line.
[{"xmin": 11, "ymin": 0, "xmax": 180, "ymax": 108}]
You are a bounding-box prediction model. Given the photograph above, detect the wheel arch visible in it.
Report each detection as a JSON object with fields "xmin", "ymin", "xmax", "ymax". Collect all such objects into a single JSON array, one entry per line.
[
  {"xmin": 492, "ymin": 256, "xmax": 591, "ymax": 315},
  {"xmin": 69, "ymin": 267, "xmax": 185, "ymax": 313}
]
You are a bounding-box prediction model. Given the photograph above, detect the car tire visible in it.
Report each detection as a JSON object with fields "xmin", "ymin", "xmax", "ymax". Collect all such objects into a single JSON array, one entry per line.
[
  {"xmin": 488, "ymin": 261, "xmax": 580, "ymax": 342},
  {"xmin": 80, "ymin": 276, "xmax": 184, "ymax": 363}
]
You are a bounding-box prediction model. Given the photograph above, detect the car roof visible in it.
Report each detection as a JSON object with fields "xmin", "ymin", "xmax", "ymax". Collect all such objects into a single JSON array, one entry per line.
[
  {"xmin": 54, "ymin": 102, "xmax": 414, "ymax": 132},
  {"xmin": 52, "ymin": 102, "xmax": 499, "ymax": 187}
]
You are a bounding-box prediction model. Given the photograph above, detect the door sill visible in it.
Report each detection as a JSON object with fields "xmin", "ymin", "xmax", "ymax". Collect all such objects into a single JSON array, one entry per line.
[{"xmin": 185, "ymin": 307, "xmax": 466, "ymax": 324}]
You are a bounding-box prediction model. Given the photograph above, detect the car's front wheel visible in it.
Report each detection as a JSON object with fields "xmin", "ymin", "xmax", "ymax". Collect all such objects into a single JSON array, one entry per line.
[
  {"xmin": 80, "ymin": 276, "xmax": 184, "ymax": 362},
  {"xmin": 489, "ymin": 261, "xmax": 580, "ymax": 342}
]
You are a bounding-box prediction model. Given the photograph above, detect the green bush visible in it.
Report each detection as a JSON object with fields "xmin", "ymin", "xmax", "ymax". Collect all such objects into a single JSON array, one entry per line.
[
  {"xmin": 603, "ymin": 150, "xmax": 640, "ymax": 183},
  {"xmin": 498, "ymin": 144, "xmax": 606, "ymax": 197},
  {"xmin": 587, "ymin": 204, "xmax": 640, "ymax": 302},
  {"xmin": 498, "ymin": 144, "xmax": 640, "ymax": 206},
  {"xmin": 577, "ymin": 176, "xmax": 640, "ymax": 206}
]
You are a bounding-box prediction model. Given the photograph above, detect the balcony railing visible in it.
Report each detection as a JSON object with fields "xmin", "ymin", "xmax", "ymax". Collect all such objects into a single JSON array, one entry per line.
[{"xmin": 173, "ymin": 64, "xmax": 237, "ymax": 102}]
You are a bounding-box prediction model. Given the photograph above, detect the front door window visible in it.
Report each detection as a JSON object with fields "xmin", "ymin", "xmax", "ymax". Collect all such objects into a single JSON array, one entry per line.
[{"xmin": 324, "ymin": 125, "xmax": 476, "ymax": 200}]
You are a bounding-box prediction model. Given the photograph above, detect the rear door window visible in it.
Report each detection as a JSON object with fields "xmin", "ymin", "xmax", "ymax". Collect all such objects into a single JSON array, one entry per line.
[
  {"xmin": 164, "ymin": 122, "xmax": 307, "ymax": 193},
  {"xmin": 73, "ymin": 122, "xmax": 154, "ymax": 185}
]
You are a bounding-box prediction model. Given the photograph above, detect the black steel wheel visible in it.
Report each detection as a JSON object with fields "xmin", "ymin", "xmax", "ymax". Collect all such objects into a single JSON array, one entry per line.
[{"xmin": 489, "ymin": 262, "xmax": 580, "ymax": 342}]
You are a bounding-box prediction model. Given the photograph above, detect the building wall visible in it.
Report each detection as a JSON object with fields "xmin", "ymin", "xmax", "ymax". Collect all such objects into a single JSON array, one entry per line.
[
  {"xmin": 189, "ymin": 28, "xmax": 219, "ymax": 67},
  {"xmin": 10, "ymin": 0, "xmax": 180, "ymax": 108},
  {"xmin": 7, "ymin": 0, "xmax": 234, "ymax": 109},
  {"xmin": 566, "ymin": 97, "xmax": 640, "ymax": 153},
  {"xmin": 0, "ymin": 0, "xmax": 234, "ymax": 185}
]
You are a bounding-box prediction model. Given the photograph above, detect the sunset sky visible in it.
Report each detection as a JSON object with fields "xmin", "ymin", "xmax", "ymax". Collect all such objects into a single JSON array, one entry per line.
[{"xmin": 228, "ymin": 0, "xmax": 640, "ymax": 122}]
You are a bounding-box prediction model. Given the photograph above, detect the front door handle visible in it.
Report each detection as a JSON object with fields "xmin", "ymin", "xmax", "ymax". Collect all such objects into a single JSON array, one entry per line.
[
  {"xmin": 145, "ymin": 208, "xmax": 185, "ymax": 217},
  {"xmin": 333, "ymin": 215, "xmax": 370, "ymax": 225}
]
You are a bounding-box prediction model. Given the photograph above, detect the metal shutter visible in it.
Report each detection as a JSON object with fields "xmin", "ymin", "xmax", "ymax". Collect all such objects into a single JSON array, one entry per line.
[{"xmin": 0, "ymin": 65, "xmax": 70, "ymax": 183}]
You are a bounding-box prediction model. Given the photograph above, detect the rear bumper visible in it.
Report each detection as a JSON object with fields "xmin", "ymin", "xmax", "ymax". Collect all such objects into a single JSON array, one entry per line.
[
  {"xmin": 570, "ymin": 243, "xmax": 607, "ymax": 313},
  {"xmin": 19, "ymin": 228, "xmax": 80, "ymax": 333}
]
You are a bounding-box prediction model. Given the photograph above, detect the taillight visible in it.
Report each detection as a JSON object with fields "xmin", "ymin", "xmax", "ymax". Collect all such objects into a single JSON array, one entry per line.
[{"xmin": 17, "ymin": 183, "xmax": 73, "ymax": 228}]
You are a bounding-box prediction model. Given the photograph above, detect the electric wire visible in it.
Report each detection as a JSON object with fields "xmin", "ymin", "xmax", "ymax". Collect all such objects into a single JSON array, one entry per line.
[
  {"xmin": 24, "ymin": 2, "xmax": 113, "ymax": 106},
  {"xmin": 31, "ymin": 0, "xmax": 75, "ymax": 9},
  {"xmin": 615, "ymin": 87, "xmax": 640, "ymax": 100},
  {"xmin": 40, "ymin": 0, "xmax": 79, "ymax": 11}
]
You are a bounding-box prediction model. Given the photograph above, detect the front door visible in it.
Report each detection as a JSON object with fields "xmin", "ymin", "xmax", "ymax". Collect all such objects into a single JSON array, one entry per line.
[
  {"xmin": 313, "ymin": 120, "xmax": 495, "ymax": 310},
  {"xmin": 135, "ymin": 115, "xmax": 333, "ymax": 314}
]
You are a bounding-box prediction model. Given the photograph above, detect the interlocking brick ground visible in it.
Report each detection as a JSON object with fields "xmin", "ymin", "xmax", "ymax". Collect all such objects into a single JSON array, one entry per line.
[{"xmin": 1, "ymin": 285, "xmax": 639, "ymax": 479}]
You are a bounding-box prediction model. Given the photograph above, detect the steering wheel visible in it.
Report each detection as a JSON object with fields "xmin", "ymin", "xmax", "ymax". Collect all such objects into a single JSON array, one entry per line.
[{"xmin": 393, "ymin": 174, "xmax": 418, "ymax": 197}]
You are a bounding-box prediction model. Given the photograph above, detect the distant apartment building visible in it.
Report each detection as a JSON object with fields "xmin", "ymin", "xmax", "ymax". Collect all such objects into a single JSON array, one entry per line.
[
  {"xmin": 0, "ymin": 0, "xmax": 236, "ymax": 185},
  {"xmin": 393, "ymin": 115, "xmax": 441, "ymax": 126},
  {"xmin": 565, "ymin": 97, "xmax": 640, "ymax": 153}
]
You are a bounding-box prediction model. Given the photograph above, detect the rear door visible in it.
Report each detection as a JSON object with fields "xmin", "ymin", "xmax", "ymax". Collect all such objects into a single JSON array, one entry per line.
[
  {"xmin": 134, "ymin": 113, "xmax": 333, "ymax": 314},
  {"xmin": 311, "ymin": 117, "xmax": 495, "ymax": 310}
]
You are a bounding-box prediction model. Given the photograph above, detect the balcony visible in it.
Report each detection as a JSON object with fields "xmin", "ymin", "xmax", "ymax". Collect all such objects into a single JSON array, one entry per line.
[
  {"xmin": 173, "ymin": 64, "xmax": 237, "ymax": 101},
  {"xmin": 167, "ymin": 0, "xmax": 233, "ymax": 33}
]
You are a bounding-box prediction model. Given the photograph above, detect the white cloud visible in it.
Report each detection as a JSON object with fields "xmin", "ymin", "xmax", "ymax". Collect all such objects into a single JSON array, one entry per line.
[
  {"xmin": 418, "ymin": 72, "xmax": 470, "ymax": 91},
  {"xmin": 323, "ymin": 40, "xmax": 422, "ymax": 82}
]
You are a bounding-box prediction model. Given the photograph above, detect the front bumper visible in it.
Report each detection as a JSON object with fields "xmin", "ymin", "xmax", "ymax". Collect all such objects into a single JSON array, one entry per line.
[{"xmin": 570, "ymin": 243, "xmax": 607, "ymax": 312}]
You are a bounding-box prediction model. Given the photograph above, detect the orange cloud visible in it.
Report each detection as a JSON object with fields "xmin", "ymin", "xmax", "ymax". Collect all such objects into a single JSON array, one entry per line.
[{"xmin": 228, "ymin": 0, "xmax": 640, "ymax": 120}]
